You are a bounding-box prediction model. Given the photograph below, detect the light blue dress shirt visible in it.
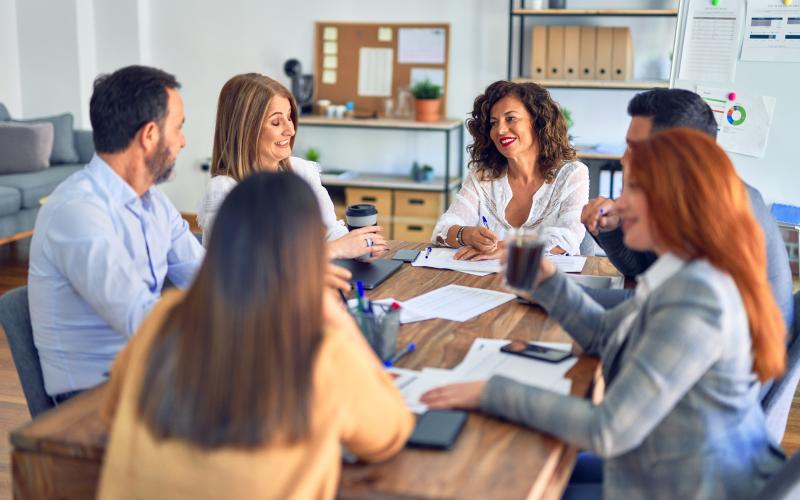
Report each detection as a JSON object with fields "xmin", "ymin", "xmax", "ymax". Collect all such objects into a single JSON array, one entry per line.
[{"xmin": 28, "ymin": 155, "xmax": 204, "ymax": 395}]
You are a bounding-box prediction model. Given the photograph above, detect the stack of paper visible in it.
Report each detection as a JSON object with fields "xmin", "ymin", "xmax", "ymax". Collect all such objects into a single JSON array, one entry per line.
[
  {"xmin": 412, "ymin": 247, "xmax": 500, "ymax": 276},
  {"xmin": 547, "ymin": 254, "xmax": 587, "ymax": 273},
  {"xmin": 351, "ymin": 284, "xmax": 515, "ymax": 324},
  {"xmin": 390, "ymin": 338, "xmax": 577, "ymax": 413}
]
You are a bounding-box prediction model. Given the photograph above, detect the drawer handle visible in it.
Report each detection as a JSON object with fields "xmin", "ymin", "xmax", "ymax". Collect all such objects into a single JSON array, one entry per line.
[
  {"xmin": 361, "ymin": 196, "xmax": 377, "ymax": 202},
  {"xmin": 407, "ymin": 226, "xmax": 423, "ymax": 232},
  {"xmin": 408, "ymin": 199, "xmax": 426, "ymax": 205}
]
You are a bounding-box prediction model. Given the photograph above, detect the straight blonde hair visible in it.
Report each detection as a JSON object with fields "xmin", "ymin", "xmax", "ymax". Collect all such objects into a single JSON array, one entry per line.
[{"xmin": 211, "ymin": 73, "xmax": 298, "ymax": 180}]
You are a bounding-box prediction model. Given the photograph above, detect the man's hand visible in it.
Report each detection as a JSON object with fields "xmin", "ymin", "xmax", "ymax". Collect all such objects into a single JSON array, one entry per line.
[{"xmin": 581, "ymin": 197, "xmax": 620, "ymax": 236}]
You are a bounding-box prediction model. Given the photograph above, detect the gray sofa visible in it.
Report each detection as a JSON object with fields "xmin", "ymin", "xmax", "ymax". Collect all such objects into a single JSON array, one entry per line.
[{"xmin": 0, "ymin": 103, "xmax": 94, "ymax": 242}]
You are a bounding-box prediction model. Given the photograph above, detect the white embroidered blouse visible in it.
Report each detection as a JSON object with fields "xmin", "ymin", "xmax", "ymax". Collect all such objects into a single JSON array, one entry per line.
[
  {"xmin": 196, "ymin": 156, "xmax": 348, "ymax": 246},
  {"xmin": 432, "ymin": 161, "xmax": 589, "ymax": 255}
]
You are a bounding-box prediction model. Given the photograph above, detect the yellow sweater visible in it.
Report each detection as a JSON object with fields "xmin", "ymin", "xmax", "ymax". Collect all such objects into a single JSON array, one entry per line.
[{"xmin": 98, "ymin": 290, "xmax": 414, "ymax": 499}]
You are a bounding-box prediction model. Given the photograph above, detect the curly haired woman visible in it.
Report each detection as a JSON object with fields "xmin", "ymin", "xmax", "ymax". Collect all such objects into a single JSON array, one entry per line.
[{"xmin": 433, "ymin": 80, "xmax": 589, "ymax": 258}]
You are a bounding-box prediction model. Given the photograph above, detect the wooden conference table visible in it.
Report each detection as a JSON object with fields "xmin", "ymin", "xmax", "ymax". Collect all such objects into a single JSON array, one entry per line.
[{"xmin": 10, "ymin": 241, "xmax": 622, "ymax": 499}]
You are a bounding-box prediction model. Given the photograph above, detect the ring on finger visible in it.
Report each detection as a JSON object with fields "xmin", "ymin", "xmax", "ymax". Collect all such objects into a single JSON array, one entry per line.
[{"xmin": 365, "ymin": 237, "xmax": 374, "ymax": 247}]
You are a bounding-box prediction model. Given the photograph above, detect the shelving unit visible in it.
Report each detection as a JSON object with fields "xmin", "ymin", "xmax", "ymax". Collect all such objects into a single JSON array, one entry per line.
[
  {"xmin": 301, "ymin": 116, "xmax": 464, "ymax": 242},
  {"xmin": 507, "ymin": 1, "xmax": 678, "ymax": 86}
]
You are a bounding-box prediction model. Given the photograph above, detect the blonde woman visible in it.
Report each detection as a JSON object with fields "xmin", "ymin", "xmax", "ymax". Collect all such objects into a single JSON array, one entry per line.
[{"xmin": 198, "ymin": 73, "xmax": 387, "ymax": 259}]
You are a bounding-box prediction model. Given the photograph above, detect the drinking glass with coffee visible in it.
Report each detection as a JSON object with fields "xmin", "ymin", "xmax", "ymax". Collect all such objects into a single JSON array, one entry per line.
[
  {"xmin": 345, "ymin": 204, "xmax": 378, "ymax": 260},
  {"xmin": 504, "ymin": 227, "xmax": 545, "ymax": 295}
]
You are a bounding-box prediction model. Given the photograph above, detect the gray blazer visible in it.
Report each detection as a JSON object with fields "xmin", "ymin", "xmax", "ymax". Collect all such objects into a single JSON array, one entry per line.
[{"xmin": 481, "ymin": 260, "xmax": 785, "ymax": 500}]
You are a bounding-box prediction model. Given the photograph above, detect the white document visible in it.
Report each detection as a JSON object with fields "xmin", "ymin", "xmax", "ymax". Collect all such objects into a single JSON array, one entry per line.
[
  {"xmin": 357, "ymin": 47, "xmax": 393, "ymax": 97},
  {"xmin": 403, "ymin": 285, "xmax": 516, "ymax": 322},
  {"xmin": 453, "ymin": 338, "xmax": 577, "ymax": 389},
  {"xmin": 698, "ymin": 85, "xmax": 777, "ymax": 158},
  {"xmin": 679, "ymin": 0, "xmax": 743, "ymax": 83},
  {"xmin": 412, "ymin": 247, "xmax": 501, "ymax": 276},
  {"xmin": 396, "ymin": 367, "xmax": 460, "ymax": 413},
  {"xmin": 323, "ymin": 41, "xmax": 338, "ymax": 55},
  {"xmin": 398, "ymin": 28, "xmax": 446, "ymax": 64},
  {"xmin": 321, "ymin": 70, "xmax": 337, "ymax": 85},
  {"xmin": 410, "ymin": 67, "xmax": 445, "ymax": 88},
  {"xmin": 546, "ymin": 255, "xmax": 587, "ymax": 273},
  {"xmin": 378, "ymin": 26, "xmax": 393, "ymax": 42},
  {"xmin": 741, "ymin": 0, "xmax": 800, "ymax": 62},
  {"xmin": 323, "ymin": 26, "xmax": 338, "ymax": 41}
]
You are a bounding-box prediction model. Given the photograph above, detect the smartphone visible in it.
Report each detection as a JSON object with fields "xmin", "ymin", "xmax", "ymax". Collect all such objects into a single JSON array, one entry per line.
[
  {"xmin": 407, "ymin": 410, "xmax": 468, "ymax": 450},
  {"xmin": 392, "ymin": 249, "xmax": 421, "ymax": 262},
  {"xmin": 500, "ymin": 340, "xmax": 572, "ymax": 363}
]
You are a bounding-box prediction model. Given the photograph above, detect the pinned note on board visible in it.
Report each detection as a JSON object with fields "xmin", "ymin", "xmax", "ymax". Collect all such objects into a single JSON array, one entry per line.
[
  {"xmin": 679, "ymin": 0, "xmax": 742, "ymax": 83},
  {"xmin": 741, "ymin": 0, "xmax": 800, "ymax": 62},
  {"xmin": 698, "ymin": 85, "xmax": 776, "ymax": 158},
  {"xmin": 323, "ymin": 27, "xmax": 338, "ymax": 41}
]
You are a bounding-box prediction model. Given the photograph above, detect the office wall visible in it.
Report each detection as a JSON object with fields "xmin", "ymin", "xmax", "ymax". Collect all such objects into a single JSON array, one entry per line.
[
  {"xmin": 15, "ymin": 0, "xmax": 86, "ymax": 126},
  {"xmin": 0, "ymin": 0, "xmax": 23, "ymax": 116}
]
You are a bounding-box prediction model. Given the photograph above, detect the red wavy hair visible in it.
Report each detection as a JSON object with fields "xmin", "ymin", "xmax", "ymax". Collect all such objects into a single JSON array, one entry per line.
[{"xmin": 628, "ymin": 128, "xmax": 785, "ymax": 381}]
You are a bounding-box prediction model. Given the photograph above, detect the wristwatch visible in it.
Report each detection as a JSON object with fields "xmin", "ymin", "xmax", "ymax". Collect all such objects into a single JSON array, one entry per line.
[{"xmin": 455, "ymin": 226, "xmax": 466, "ymax": 247}]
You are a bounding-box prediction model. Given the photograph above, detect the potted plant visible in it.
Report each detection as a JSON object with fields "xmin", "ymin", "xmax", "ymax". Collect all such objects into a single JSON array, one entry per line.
[
  {"xmin": 411, "ymin": 79, "xmax": 443, "ymax": 123},
  {"xmin": 306, "ymin": 147, "xmax": 320, "ymax": 163},
  {"xmin": 561, "ymin": 107, "xmax": 574, "ymax": 142}
]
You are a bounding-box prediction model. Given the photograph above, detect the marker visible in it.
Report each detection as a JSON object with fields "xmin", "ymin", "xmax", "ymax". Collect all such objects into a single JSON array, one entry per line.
[
  {"xmin": 481, "ymin": 215, "xmax": 490, "ymax": 229},
  {"xmin": 356, "ymin": 280, "xmax": 368, "ymax": 313},
  {"xmin": 338, "ymin": 289, "xmax": 349, "ymax": 306},
  {"xmin": 383, "ymin": 342, "xmax": 416, "ymax": 367},
  {"xmin": 425, "ymin": 246, "xmax": 432, "ymax": 259}
]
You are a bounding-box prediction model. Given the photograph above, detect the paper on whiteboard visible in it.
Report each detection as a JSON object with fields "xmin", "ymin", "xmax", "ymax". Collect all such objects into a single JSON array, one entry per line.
[
  {"xmin": 410, "ymin": 68, "xmax": 445, "ymax": 88},
  {"xmin": 357, "ymin": 47, "xmax": 393, "ymax": 97},
  {"xmin": 678, "ymin": 0, "xmax": 743, "ymax": 83},
  {"xmin": 698, "ymin": 86, "xmax": 776, "ymax": 158},
  {"xmin": 741, "ymin": 0, "xmax": 800, "ymax": 62},
  {"xmin": 398, "ymin": 28, "xmax": 446, "ymax": 64}
]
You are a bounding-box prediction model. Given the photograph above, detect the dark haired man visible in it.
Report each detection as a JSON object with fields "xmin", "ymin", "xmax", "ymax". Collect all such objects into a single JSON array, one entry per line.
[
  {"xmin": 29, "ymin": 66, "xmax": 205, "ymax": 404},
  {"xmin": 581, "ymin": 88, "xmax": 792, "ymax": 331}
]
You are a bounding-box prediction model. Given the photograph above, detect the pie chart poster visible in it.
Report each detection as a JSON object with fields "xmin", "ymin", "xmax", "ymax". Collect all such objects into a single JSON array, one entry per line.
[{"xmin": 699, "ymin": 86, "xmax": 777, "ymax": 158}]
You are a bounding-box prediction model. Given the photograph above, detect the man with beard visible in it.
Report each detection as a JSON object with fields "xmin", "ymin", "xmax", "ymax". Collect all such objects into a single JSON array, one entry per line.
[{"xmin": 28, "ymin": 65, "xmax": 204, "ymax": 404}]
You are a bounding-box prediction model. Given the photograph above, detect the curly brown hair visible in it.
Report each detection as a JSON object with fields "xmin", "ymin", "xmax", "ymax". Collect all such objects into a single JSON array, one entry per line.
[{"xmin": 466, "ymin": 80, "xmax": 575, "ymax": 183}]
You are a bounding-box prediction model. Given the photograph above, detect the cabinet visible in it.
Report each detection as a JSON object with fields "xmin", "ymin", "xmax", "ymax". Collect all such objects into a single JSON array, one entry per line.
[
  {"xmin": 302, "ymin": 116, "xmax": 464, "ymax": 243},
  {"xmin": 507, "ymin": 2, "xmax": 678, "ymax": 90}
]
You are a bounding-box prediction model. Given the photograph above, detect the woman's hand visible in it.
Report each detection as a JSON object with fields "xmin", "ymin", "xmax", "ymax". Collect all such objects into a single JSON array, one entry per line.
[
  {"xmin": 420, "ymin": 381, "xmax": 487, "ymax": 410},
  {"xmin": 454, "ymin": 240, "xmax": 506, "ymax": 261},
  {"xmin": 325, "ymin": 263, "xmax": 352, "ymax": 293},
  {"xmin": 461, "ymin": 226, "xmax": 498, "ymax": 252},
  {"xmin": 328, "ymin": 226, "xmax": 389, "ymax": 260}
]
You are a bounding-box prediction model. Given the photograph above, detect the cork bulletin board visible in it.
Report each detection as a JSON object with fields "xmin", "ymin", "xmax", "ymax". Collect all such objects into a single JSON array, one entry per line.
[{"xmin": 314, "ymin": 22, "xmax": 450, "ymax": 116}]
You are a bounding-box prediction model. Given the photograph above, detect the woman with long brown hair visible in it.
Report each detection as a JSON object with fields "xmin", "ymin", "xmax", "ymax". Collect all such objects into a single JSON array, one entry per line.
[
  {"xmin": 432, "ymin": 80, "xmax": 589, "ymax": 258},
  {"xmin": 198, "ymin": 73, "xmax": 387, "ymax": 260},
  {"xmin": 98, "ymin": 172, "xmax": 413, "ymax": 499},
  {"xmin": 422, "ymin": 129, "xmax": 786, "ymax": 499}
]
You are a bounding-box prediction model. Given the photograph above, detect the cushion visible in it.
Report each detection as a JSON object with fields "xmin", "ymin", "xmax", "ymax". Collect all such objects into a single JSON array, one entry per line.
[
  {"xmin": 0, "ymin": 122, "xmax": 54, "ymax": 174},
  {"xmin": 0, "ymin": 103, "xmax": 9, "ymax": 121},
  {"xmin": 0, "ymin": 165, "xmax": 82, "ymax": 209},
  {"xmin": 12, "ymin": 113, "xmax": 78, "ymax": 164},
  {"xmin": 0, "ymin": 186, "xmax": 22, "ymax": 217}
]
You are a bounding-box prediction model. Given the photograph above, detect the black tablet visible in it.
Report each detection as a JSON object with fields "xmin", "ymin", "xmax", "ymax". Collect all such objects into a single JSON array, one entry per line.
[{"xmin": 407, "ymin": 410, "xmax": 468, "ymax": 450}]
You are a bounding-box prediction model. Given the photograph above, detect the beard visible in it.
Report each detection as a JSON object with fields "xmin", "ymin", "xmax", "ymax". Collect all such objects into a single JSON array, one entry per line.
[{"xmin": 146, "ymin": 136, "xmax": 176, "ymax": 185}]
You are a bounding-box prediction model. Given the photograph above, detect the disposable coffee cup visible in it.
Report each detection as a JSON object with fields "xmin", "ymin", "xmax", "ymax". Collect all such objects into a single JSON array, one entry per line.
[
  {"xmin": 346, "ymin": 204, "xmax": 378, "ymax": 260},
  {"xmin": 345, "ymin": 204, "xmax": 378, "ymax": 231},
  {"xmin": 505, "ymin": 227, "xmax": 545, "ymax": 294}
]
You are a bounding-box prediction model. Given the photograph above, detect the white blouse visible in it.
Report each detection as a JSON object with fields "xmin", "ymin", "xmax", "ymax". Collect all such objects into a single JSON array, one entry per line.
[
  {"xmin": 432, "ymin": 161, "xmax": 589, "ymax": 255},
  {"xmin": 196, "ymin": 156, "xmax": 348, "ymax": 246}
]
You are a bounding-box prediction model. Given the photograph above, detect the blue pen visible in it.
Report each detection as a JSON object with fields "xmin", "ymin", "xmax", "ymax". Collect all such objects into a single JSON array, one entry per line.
[
  {"xmin": 356, "ymin": 280, "xmax": 367, "ymax": 313},
  {"xmin": 383, "ymin": 342, "xmax": 417, "ymax": 367},
  {"xmin": 425, "ymin": 246, "xmax": 432, "ymax": 259},
  {"xmin": 481, "ymin": 215, "xmax": 490, "ymax": 228}
]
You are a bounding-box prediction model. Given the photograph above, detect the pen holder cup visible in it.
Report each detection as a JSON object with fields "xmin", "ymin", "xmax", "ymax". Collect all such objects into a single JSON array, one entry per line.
[{"xmin": 350, "ymin": 305, "xmax": 400, "ymax": 361}]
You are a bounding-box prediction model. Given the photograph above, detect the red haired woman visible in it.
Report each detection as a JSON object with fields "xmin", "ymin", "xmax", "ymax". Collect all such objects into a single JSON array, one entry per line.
[{"xmin": 422, "ymin": 128, "xmax": 786, "ymax": 499}]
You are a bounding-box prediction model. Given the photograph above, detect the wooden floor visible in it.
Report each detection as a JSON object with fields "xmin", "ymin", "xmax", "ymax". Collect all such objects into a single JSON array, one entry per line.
[{"xmin": 0, "ymin": 238, "xmax": 798, "ymax": 499}]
